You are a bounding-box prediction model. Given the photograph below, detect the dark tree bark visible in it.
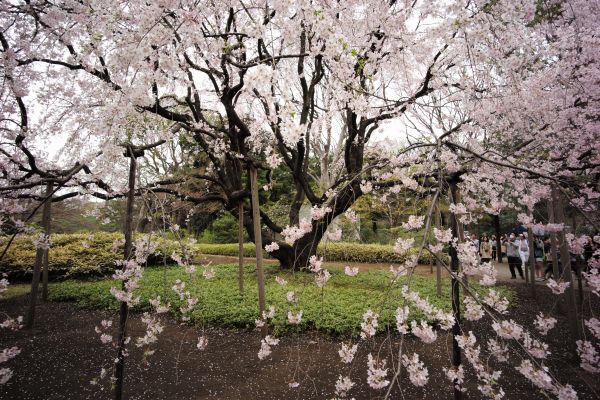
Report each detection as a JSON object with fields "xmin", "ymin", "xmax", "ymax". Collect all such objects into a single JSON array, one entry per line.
[
  {"xmin": 261, "ymin": 178, "xmax": 362, "ymax": 269},
  {"xmin": 448, "ymin": 178, "xmax": 463, "ymax": 399},
  {"xmin": 114, "ymin": 146, "xmax": 138, "ymax": 400},
  {"xmin": 269, "ymin": 227, "xmax": 327, "ymax": 270}
]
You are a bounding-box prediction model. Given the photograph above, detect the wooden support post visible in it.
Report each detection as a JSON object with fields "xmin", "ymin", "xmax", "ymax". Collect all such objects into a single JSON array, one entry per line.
[
  {"xmin": 238, "ymin": 201, "xmax": 244, "ymax": 295},
  {"xmin": 435, "ymin": 206, "xmax": 442, "ymax": 297},
  {"xmin": 494, "ymin": 214, "xmax": 502, "ymax": 263},
  {"xmin": 553, "ymin": 188, "xmax": 582, "ymax": 341},
  {"xmin": 576, "ymin": 257, "xmax": 584, "ymax": 306},
  {"xmin": 548, "ymin": 195, "xmax": 560, "ymax": 280},
  {"xmin": 42, "ymin": 182, "xmax": 53, "ymax": 302},
  {"xmin": 527, "ymin": 226, "xmax": 536, "ymax": 298},
  {"xmin": 249, "ymin": 165, "xmax": 266, "ymax": 336},
  {"xmin": 25, "ymin": 183, "xmax": 53, "ymax": 329},
  {"xmin": 448, "ymin": 181, "xmax": 463, "ymax": 400},
  {"xmin": 114, "ymin": 146, "xmax": 139, "ymax": 400},
  {"xmin": 524, "ymin": 255, "xmax": 529, "ymax": 284},
  {"xmin": 453, "ymin": 188, "xmax": 468, "ymax": 290}
]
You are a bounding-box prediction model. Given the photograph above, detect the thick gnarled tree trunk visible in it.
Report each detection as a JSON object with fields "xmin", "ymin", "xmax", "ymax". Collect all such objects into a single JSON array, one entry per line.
[
  {"xmin": 270, "ymin": 228, "xmax": 327, "ymax": 270},
  {"xmin": 240, "ymin": 179, "xmax": 361, "ymax": 270}
]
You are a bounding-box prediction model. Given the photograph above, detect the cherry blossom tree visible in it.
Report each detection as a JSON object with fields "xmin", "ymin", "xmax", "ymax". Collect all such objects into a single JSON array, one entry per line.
[{"xmin": 0, "ymin": 0, "xmax": 478, "ymax": 269}]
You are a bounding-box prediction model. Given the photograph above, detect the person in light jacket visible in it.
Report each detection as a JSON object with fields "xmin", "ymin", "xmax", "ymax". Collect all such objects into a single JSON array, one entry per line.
[
  {"xmin": 517, "ymin": 233, "xmax": 530, "ymax": 271},
  {"xmin": 506, "ymin": 234, "xmax": 524, "ymax": 279},
  {"xmin": 480, "ymin": 233, "xmax": 492, "ymax": 263}
]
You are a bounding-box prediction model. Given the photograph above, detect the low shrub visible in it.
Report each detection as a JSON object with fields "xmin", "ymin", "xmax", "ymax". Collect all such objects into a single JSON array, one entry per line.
[{"xmin": 49, "ymin": 264, "xmax": 514, "ymax": 336}]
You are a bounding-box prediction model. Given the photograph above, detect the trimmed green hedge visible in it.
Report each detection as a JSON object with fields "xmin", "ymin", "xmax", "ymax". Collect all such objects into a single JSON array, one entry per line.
[
  {"xmin": 0, "ymin": 232, "xmax": 121, "ymax": 279},
  {"xmin": 196, "ymin": 242, "xmax": 443, "ymax": 265},
  {"xmin": 0, "ymin": 232, "xmax": 187, "ymax": 280},
  {"xmin": 317, "ymin": 242, "xmax": 441, "ymax": 264},
  {"xmin": 196, "ymin": 243, "xmax": 262, "ymax": 258}
]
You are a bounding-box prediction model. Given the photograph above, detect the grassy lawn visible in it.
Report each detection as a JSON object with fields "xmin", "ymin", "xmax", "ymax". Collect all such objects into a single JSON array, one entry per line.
[{"xmin": 48, "ymin": 264, "xmax": 513, "ymax": 336}]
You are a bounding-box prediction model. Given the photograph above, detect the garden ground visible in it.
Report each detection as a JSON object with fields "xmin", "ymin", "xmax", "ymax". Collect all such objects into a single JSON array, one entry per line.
[{"xmin": 1, "ymin": 280, "xmax": 599, "ymax": 400}]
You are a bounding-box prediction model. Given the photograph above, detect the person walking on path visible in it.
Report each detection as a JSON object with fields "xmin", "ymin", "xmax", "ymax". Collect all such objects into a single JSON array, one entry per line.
[
  {"xmin": 470, "ymin": 233, "xmax": 480, "ymax": 256},
  {"xmin": 480, "ymin": 233, "xmax": 492, "ymax": 263},
  {"xmin": 534, "ymin": 236, "xmax": 546, "ymax": 281},
  {"xmin": 506, "ymin": 233, "xmax": 524, "ymax": 279},
  {"xmin": 517, "ymin": 233, "xmax": 530, "ymax": 271}
]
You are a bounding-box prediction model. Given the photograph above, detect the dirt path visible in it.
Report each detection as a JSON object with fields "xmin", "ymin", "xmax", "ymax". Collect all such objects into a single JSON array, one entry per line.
[
  {"xmin": 1, "ymin": 283, "xmax": 599, "ymax": 399},
  {"xmin": 197, "ymin": 254, "xmax": 445, "ymax": 274},
  {"xmin": 198, "ymin": 254, "xmax": 589, "ymax": 289}
]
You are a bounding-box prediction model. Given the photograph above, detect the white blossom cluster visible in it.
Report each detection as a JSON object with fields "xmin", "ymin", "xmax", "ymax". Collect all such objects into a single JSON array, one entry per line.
[
  {"xmin": 360, "ymin": 310, "xmax": 379, "ymax": 339},
  {"xmin": 171, "ymin": 280, "xmax": 198, "ymax": 322},
  {"xmin": 401, "ymin": 215, "xmax": 424, "ymax": 230},
  {"xmin": 401, "ymin": 353, "xmax": 428, "ymax": 386},
  {"xmin": 257, "ymin": 335, "xmax": 280, "ymax": 360},
  {"xmin": 265, "ymin": 242, "xmax": 280, "ymax": 252},
  {"xmin": 534, "ymin": 313, "xmax": 557, "ymax": 336},
  {"xmin": 393, "ymin": 237, "xmax": 414, "ymax": 255},
  {"xmin": 149, "ymin": 296, "xmax": 170, "ymax": 314},
  {"xmin": 338, "ymin": 343, "xmax": 358, "ymax": 364},
  {"xmin": 32, "ymin": 233, "xmax": 51, "ymax": 250},
  {"xmin": 334, "ymin": 375, "xmax": 355, "ymax": 398},
  {"xmin": 94, "ymin": 319, "xmax": 113, "ymax": 345},
  {"xmin": 287, "ymin": 311, "xmax": 303, "ymax": 325},
  {"xmin": 401, "ymin": 286, "xmax": 454, "ymax": 330},
  {"xmin": 281, "ymin": 219, "xmax": 312, "ymax": 245},
  {"xmin": 456, "ymin": 332, "xmax": 504, "ymax": 398},
  {"xmin": 136, "ymin": 313, "xmax": 164, "ymax": 347},
  {"xmin": 367, "ymin": 353, "xmax": 389, "ymax": 389}
]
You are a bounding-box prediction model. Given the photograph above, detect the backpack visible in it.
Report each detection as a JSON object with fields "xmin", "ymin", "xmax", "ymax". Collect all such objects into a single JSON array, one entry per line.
[{"xmin": 520, "ymin": 240, "xmax": 528, "ymax": 251}]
